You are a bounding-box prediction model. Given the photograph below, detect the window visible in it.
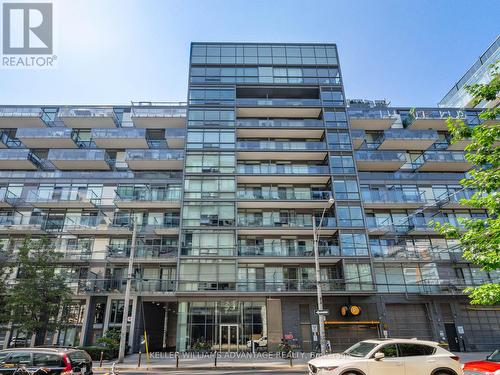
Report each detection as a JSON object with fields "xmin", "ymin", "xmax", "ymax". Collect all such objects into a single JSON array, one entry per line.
[
  {"xmin": 182, "ymin": 231, "xmax": 235, "ymax": 256},
  {"xmin": 334, "ymin": 179, "xmax": 359, "ymax": 200},
  {"xmin": 398, "ymin": 344, "xmax": 435, "ymax": 356},
  {"xmin": 3, "ymin": 352, "xmax": 31, "ymax": 365},
  {"xmin": 327, "ymin": 131, "xmax": 351, "ymax": 150},
  {"xmin": 337, "ymin": 206, "xmax": 363, "ymax": 227},
  {"xmin": 179, "ymin": 259, "xmax": 236, "ymax": 291},
  {"xmin": 377, "ymin": 344, "xmax": 398, "ymax": 358},
  {"xmin": 109, "ymin": 300, "xmax": 132, "ymax": 324},
  {"xmin": 33, "ymin": 353, "xmax": 64, "ymax": 367},
  {"xmin": 321, "ymin": 89, "xmax": 344, "ymax": 106},
  {"xmin": 184, "ymin": 177, "xmax": 235, "ymax": 199},
  {"xmin": 182, "ymin": 202, "xmax": 235, "ymax": 227},
  {"xmin": 188, "ymin": 87, "xmax": 235, "ymax": 106},
  {"xmin": 344, "ymin": 263, "xmax": 372, "ymax": 291},
  {"xmin": 330, "ymin": 155, "xmax": 355, "ymax": 174},
  {"xmin": 340, "ymin": 232, "xmax": 368, "ymax": 256},
  {"xmin": 185, "ymin": 152, "xmax": 235, "ymax": 173},
  {"xmin": 187, "ymin": 129, "xmax": 235, "ymax": 149},
  {"xmin": 187, "ymin": 109, "xmax": 234, "ymax": 127}
]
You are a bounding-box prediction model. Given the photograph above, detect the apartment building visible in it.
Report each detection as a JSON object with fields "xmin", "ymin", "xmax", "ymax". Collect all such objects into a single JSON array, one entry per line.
[{"xmin": 0, "ymin": 42, "xmax": 498, "ymax": 353}]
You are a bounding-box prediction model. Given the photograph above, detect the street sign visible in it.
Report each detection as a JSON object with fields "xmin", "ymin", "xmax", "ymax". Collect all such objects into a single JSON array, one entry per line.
[{"xmin": 315, "ymin": 309, "xmax": 329, "ymax": 316}]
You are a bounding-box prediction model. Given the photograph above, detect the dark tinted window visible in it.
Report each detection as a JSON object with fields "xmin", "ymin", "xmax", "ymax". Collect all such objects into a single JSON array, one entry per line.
[
  {"xmin": 0, "ymin": 353, "xmax": 10, "ymax": 363},
  {"xmin": 377, "ymin": 344, "xmax": 398, "ymax": 358},
  {"xmin": 4, "ymin": 352, "xmax": 31, "ymax": 365},
  {"xmin": 398, "ymin": 344, "xmax": 435, "ymax": 356},
  {"xmin": 33, "ymin": 353, "xmax": 64, "ymax": 367},
  {"xmin": 68, "ymin": 351, "xmax": 89, "ymax": 364}
]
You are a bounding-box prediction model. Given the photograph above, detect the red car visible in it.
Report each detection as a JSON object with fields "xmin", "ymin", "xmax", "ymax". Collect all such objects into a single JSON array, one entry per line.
[{"xmin": 463, "ymin": 349, "xmax": 500, "ymax": 375}]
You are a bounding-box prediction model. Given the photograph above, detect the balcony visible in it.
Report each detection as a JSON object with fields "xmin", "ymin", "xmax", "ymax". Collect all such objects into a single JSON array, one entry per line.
[
  {"xmin": 0, "ymin": 188, "xmax": 19, "ymax": 208},
  {"xmin": 350, "ymin": 129, "xmax": 365, "ymax": 149},
  {"xmin": 371, "ymin": 244, "xmax": 463, "ymax": 262},
  {"xmin": 107, "ymin": 244, "xmax": 178, "ymax": 261},
  {"xmin": 125, "ymin": 149, "xmax": 184, "ymax": 170},
  {"xmin": 66, "ymin": 216, "xmax": 131, "ymax": 235},
  {"xmin": 238, "ymin": 215, "xmax": 337, "ymax": 236},
  {"xmin": 0, "ymin": 107, "xmax": 47, "ymax": 128},
  {"xmin": 0, "ymin": 215, "xmax": 46, "ymax": 234},
  {"xmin": 407, "ymin": 109, "xmax": 466, "ymax": 130},
  {"xmin": 91, "ymin": 128, "xmax": 148, "ymax": 148},
  {"xmin": 355, "ymin": 150, "xmax": 406, "ymax": 171},
  {"xmin": 114, "ymin": 189, "xmax": 181, "ymax": 209},
  {"xmin": 417, "ymin": 151, "xmax": 471, "ymax": 172},
  {"xmin": 236, "ymin": 98, "xmax": 322, "ymax": 118},
  {"xmin": 362, "ymin": 190, "xmax": 427, "ymax": 209},
  {"xmin": 58, "ymin": 107, "xmax": 119, "ymax": 128},
  {"xmin": 131, "ymin": 104, "xmax": 186, "ymax": 128},
  {"xmin": 238, "ymin": 244, "xmax": 340, "ymax": 257},
  {"xmin": 236, "ymin": 119, "xmax": 325, "ymax": 138},
  {"xmin": 347, "ymin": 109, "xmax": 398, "ymax": 130},
  {"xmin": 237, "ymin": 164, "xmax": 330, "ymax": 184},
  {"xmin": 77, "ymin": 278, "xmax": 176, "ymax": 294},
  {"xmin": 48, "ymin": 149, "xmax": 111, "ymax": 170},
  {"xmin": 150, "ymin": 217, "xmax": 180, "ymax": 235},
  {"xmin": 237, "ymin": 141, "xmax": 327, "ymax": 161},
  {"xmin": 165, "ymin": 128, "xmax": 186, "ymax": 148},
  {"xmin": 0, "ymin": 149, "xmax": 40, "ymax": 170},
  {"xmin": 378, "ymin": 129, "xmax": 439, "ymax": 150},
  {"xmin": 237, "ymin": 190, "xmax": 333, "ymax": 209},
  {"xmin": 15, "ymin": 127, "xmax": 77, "ymax": 148},
  {"xmin": 26, "ymin": 189, "xmax": 100, "ymax": 208},
  {"xmin": 232, "ymin": 279, "xmax": 374, "ymax": 293}
]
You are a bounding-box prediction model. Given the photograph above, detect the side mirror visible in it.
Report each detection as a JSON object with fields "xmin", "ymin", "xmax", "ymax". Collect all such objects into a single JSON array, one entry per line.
[{"xmin": 374, "ymin": 352, "xmax": 385, "ymax": 361}]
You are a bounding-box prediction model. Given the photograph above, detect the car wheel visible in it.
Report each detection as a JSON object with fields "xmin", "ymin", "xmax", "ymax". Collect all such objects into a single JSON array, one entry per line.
[{"xmin": 433, "ymin": 371, "xmax": 453, "ymax": 375}]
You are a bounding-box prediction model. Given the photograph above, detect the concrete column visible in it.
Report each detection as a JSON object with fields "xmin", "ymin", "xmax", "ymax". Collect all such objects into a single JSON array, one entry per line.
[
  {"xmin": 266, "ymin": 298, "xmax": 283, "ymax": 351},
  {"xmin": 79, "ymin": 296, "xmax": 92, "ymax": 347},
  {"xmin": 102, "ymin": 295, "xmax": 114, "ymax": 333},
  {"xmin": 128, "ymin": 296, "xmax": 138, "ymax": 352}
]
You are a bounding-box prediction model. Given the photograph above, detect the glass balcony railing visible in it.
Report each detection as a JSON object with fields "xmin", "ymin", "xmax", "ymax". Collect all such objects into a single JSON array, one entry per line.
[
  {"xmin": 77, "ymin": 279, "xmax": 176, "ymax": 294},
  {"xmin": 16, "ymin": 127, "xmax": 74, "ymax": 139},
  {"xmin": 115, "ymin": 189, "xmax": 181, "ymax": 202},
  {"xmin": 382, "ymin": 129, "xmax": 439, "ymax": 141},
  {"xmin": 237, "ymin": 164, "xmax": 330, "ymax": 174},
  {"xmin": 47, "ymin": 149, "xmax": 111, "ymax": 163},
  {"xmin": 0, "ymin": 107, "xmax": 43, "ymax": 118},
  {"xmin": 131, "ymin": 106, "xmax": 187, "ymax": 118},
  {"xmin": 355, "ymin": 150, "xmax": 406, "ymax": 162},
  {"xmin": 107, "ymin": 244, "xmax": 178, "ymax": 258},
  {"xmin": 371, "ymin": 244, "xmax": 463, "ymax": 262},
  {"xmin": 0, "ymin": 215, "xmax": 46, "ymax": 227},
  {"xmin": 238, "ymin": 215, "xmax": 336, "ymax": 228},
  {"xmin": 350, "ymin": 129, "xmax": 366, "ymax": 138},
  {"xmin": 237, "ymin": 190, "xmax": 331, "ymax": 200},
  {"xmin": 235, "ymin": 279, "xmax": 374, "ymax": 292},
  {"xmin": 347, "ymin": 108, "xmax": 398, "ymax": 120},
  {"xmin": 0, "ymin": 187, "xmax": 20, "ymax": 203},
  {"xmin": 125, "ymin": 149, "xmax": 184, "ymax": 161},
  {"xmin": 237, "ymin": 141, "xmax": 326, "ymax": 150},
  {"xmin": 413, "ymin": 109, "xmax": 466, "ymax": 121},
  {"xmin": 236, "ymin": 119, "xmax": 324, "ymax": 128},
  {"xmin": 58, "ymin": 107, "xmax": 119, "ymax": 123},
  {"xmin": 238, "ymin": 245, "xmax": 340, "ymax": 257},
  {"xmin": 236, "ymin": 98, "xmax": 322, "ymax": 107},
  {"xmin": 26, "ymin": 189, "xmax": 101, "ymax": 205},
  {"xmin": 362, "ymin": 190, "xmax": 427, "ymax": 205},
  {"xmin": 91, "ymin": 128, "xmax": 146, "ymax": 139},
  {"xmin": 422, "ymin": 151, "xmax": 468, "ymax": 162}
]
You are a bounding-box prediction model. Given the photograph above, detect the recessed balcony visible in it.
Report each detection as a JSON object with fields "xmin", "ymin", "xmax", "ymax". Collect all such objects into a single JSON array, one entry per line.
[
  {"xmin": 355, "ymin": 150, "xmax": 406, "ymax": 171},
  {"xmin": 236, "ymin": 119, "xmax": 325, "ymax": 138},
  {"xmin": 26, "ymin": 189, "xmax": 100, "ymax": 208},
  {"xmin": 407, "ymin": 109, "xmax": 466, "ymax": 130},
  {"xmin": 48, "ymin": 149, "xmax": 112, "ymax": 170},
  {"xmin": 350, "ymin": 129, "xmax": 365, "ymax": 149},
  {"xmin": 0, "ymin": 107, "xmax": 47, "ymax": 128},
  {"xmin": 0, "ymin": 149, "xmax": 40, "ymax": 170},
  {"xmin": 378, "ymin": 129, "xmax": 439, "ymax": 150},
  {"xmin": 165, "ymin": 128, "xmax": 186, "ymax": 148},
  {"xmin": 417, "ymin": 151, "xmax": 471, "ymax": 172},
  {"xmin": 236, "ymin": 98, "xmax": 322, "ymax": 118},
  {"xmin": 237, "ymin": 164, "xmax": 330, "ymax": 184},
  {"xmin": 58, "ymin": 107, "xmax": 119, "ymax": 128},
  {"xmin": 91, "ymin": 128, "xmax": 148, "ymax": 148},
  {"xmin": 125, "ymin": 149, "xmax": 184, "ymax": 170},
  {"xmin": 131, "ymin": 105, "xmax": 187, "ymax": 128},
  {"xmin": 347, "ymin": 109, "xmax": 398, "ymax": 130},
  {"xmin": 0, "ymin": 188, "xmax": 19, "ymax": 208},
  {"xmin": 16, "ymin": 127, "xmax": 77, "ymax": 148},
  {"xmin": 237, "ymin": 141, "xmax": 327, "ymax": 161}
]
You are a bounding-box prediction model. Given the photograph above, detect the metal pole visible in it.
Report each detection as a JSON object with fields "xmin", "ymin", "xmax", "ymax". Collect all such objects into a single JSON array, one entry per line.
[
  {"xmin": 313, "ymin": 206, "xmax": 328, "ymax": 356},
  {"xmin": 118, "ymin": 220, "xmax": 138, "ymax": 362}
]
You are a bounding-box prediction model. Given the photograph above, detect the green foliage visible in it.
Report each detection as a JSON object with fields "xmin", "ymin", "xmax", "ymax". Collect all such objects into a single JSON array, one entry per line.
[
  {"xmin": 438, "ymin": 61, "xmax": 500, "ymax": 305},
  {"xmin": 5, "ymin": 236, "xmax": 72, "ymax": 342},
  {"xmin": 96, "ymin": 328, "xmax": 121, "ymax": 351},
  {"xmin": 77, "ymin": 346, "xmax": 117, "ymax": 360}
]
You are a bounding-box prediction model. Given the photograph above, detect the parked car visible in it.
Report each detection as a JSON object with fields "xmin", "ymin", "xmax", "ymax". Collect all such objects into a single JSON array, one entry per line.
[
  {"xmin": 0, "ymin": 347, "xmax": 92, "ymax": 374},
  {"xmin": 307, "ymin": 338, "xmax": 462, "ymax": 375},
  {"xmin": 246, "ymin": 336, "xmax": 267, "ymax": 350},
  {"xmin": 463, "ymin": 349, "xmax": 500, "ymax": 374}
]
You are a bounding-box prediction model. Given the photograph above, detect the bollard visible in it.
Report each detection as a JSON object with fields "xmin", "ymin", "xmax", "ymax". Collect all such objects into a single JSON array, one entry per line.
[
  {"xmin": 288, "ymin": 351, "xmax": 293, "ymax": 367},
  {"xmin": 99, "ymin": 351, "xmax": 104, "ymax": 368},
  {"xmin": 137, "ymin": 351, "xmax": 142, "ymax": 368},
  {"xmin": 214, "ymin": 351, "xmax": 217, "ymax": 367},
  {"xmin": 176, "ymin": 352, "xmax": 179, "ymax": 368}
]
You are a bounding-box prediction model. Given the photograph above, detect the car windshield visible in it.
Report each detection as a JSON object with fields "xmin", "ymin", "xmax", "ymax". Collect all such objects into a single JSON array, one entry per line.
[
  {"xmin": 344, "ymin": 342, "xmax": 378, "ymax": 358},
  {"xmin": 487, "ymin": 349, "xmax": 500, "ymax": 362}
]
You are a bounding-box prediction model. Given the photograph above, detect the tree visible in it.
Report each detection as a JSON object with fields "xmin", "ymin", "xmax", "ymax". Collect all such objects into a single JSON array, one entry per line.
[
  {"xmin": 435, "ymin": 61, "xmax": 500, "ymax": 305},
  {"xmin": 0, "ymin": 242, "xmax": 13, "ymax": 323},
  {"xmin": 5, "ymin": 236, "xmax": 72, "ymax": 345}
]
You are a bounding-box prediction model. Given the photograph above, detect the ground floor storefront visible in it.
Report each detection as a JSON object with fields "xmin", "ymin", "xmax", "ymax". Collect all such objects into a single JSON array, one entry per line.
[{"xmin": 2, "ymin": 295, "xmax": 498, "ymax": 352}]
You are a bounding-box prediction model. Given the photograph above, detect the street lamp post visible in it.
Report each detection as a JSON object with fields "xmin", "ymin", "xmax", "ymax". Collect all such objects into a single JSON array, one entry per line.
[
  {"xmin": 118, "ymin": 219, "xmax": 138, "ymax": 363},
  {"xmin": 313, "ymin": 197, "xmax": 334, "ymax": 356}
]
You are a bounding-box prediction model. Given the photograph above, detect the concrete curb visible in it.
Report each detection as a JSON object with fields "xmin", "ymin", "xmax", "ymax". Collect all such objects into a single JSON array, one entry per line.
[{"xmin": 94, "ymin": 364, "xmax": 308, "ymax": 371}]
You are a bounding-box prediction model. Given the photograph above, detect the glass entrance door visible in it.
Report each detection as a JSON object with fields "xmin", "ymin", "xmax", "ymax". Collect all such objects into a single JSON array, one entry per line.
[{"xmin": 219, "ymin": 324, "xmax": 239, "ymax": 352}]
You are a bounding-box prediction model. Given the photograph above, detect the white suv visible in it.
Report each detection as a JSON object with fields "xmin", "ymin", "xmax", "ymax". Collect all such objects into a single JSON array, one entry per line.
[{"xmin": 308, "ymin": 338, "xmax": 462, "ymax": 375}]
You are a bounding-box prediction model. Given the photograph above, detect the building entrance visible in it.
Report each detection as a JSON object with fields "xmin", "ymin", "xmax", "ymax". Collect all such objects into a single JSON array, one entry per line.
[{"xmin": 220, "ymin": 324, "xmax": 239, "ymax": 351}]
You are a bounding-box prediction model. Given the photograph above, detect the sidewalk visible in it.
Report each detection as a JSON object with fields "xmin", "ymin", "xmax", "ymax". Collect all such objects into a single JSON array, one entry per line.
[{"xmin": 93, "ymin": 351, "xmax": 490, "ymax": 371}]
